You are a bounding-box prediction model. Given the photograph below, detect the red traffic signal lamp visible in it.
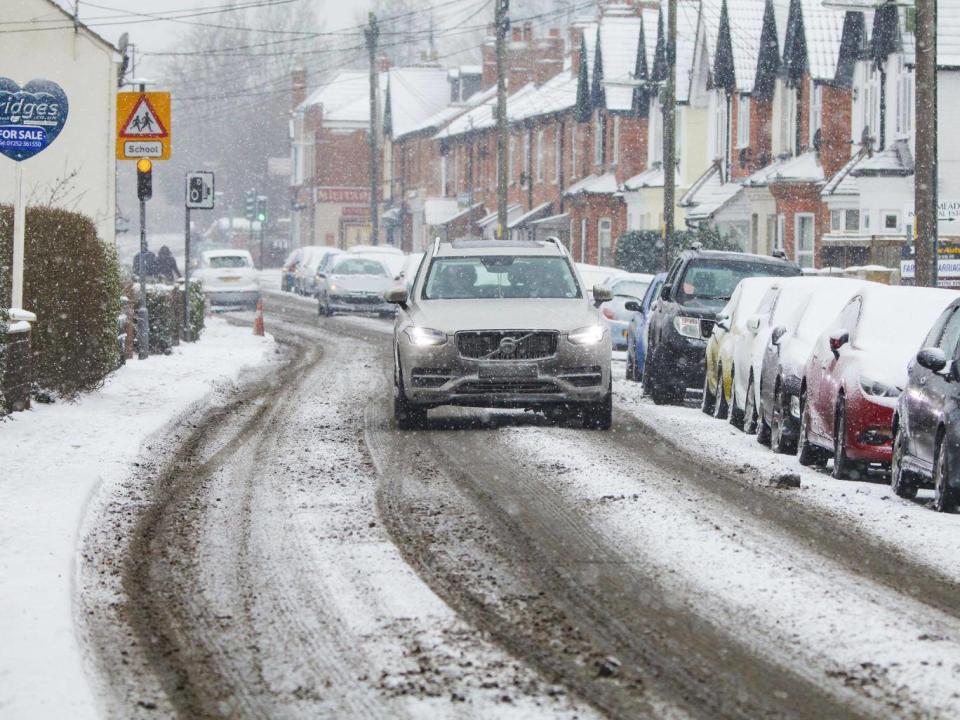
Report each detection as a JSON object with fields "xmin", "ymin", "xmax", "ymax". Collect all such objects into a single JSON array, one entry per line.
[{"xmin": 137, "ymin": 157, "xmax": 153, "ymax": 201}]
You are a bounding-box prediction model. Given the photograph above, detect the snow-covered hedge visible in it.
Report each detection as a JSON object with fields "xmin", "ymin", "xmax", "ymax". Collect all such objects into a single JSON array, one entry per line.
[
  {"xmin": 0, "ymin": 204, "xmax": 122, "ymax": 399},
  {"xmin": 133, "ymin": 281, "xmax": 204, "ymax": 354},
  {"xmin": 0, "ymin": 306, "xmax": 8, "ymax": 416}
]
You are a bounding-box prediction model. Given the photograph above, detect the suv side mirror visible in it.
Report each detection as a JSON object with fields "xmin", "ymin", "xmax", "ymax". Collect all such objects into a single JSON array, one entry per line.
[
  {"xmin": 771, "ymin": 326, "xmax": 787, "ymax": 346},
  {"xmin": 624, "ymin": 300, "xmax": 642, "ymax": 313},
  {"xmin": 593, "ymin": 285, "xmax": 613, "ymax": 305},
  {"xmin": 384, "ymin": 287, "xmax": 409, "ymax": 306},
  {"xmin": 917, "ymin": 347, "xmax": 948, "ymax": 373},
  {"xmin": 829, "ymin": 329, "xmax": 850, "ymax": 358},
  {"xmin": 660, "ymin": 283, "xmax": 672, "ymax": 301},
  {"xmin": 746, "ymin": 314, "xmax": 763, "ymax": 334}
]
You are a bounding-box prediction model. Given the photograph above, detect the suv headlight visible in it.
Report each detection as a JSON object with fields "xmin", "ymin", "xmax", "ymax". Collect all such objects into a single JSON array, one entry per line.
[
  {"xmin": 404, "ymin": 326, "xmax": 447, "ymax": 346},
  {"xmin": 673, "ymin": 315, "xmax": 702, "ymax": 339},
  {"xmin": 859, "ymin": 376, "xmax": 899, "ymax": 398},
  {"xmin": 569, "ymin": 325, "xmax": 605, "ymax": 345}
]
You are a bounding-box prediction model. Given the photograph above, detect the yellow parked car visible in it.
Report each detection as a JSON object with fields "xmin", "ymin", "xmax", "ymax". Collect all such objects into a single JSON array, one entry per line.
[{"xmin": 701, "ymin": 277, "xmax": 781, "ymax": 418}]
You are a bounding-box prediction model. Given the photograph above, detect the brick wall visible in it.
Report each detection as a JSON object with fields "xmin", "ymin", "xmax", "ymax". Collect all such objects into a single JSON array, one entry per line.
[
  {"xmin": 769, "ymin": 182, "xmax": 827, "ymax": 265},
  {"xmin": 820, "ymin": 84, "xmax": 853, "ymax": 178}
]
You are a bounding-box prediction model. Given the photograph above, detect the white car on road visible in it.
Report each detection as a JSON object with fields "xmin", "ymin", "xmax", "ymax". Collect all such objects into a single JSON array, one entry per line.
[{"xmin": 195, "ymin": 249, "xmax": 260, "ymax": 308}]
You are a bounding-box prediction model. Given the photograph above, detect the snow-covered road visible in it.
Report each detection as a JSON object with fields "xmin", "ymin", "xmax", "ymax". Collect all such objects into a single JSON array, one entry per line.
[{"xmin": 19, "ymin": 286, "xmax": 960, "ymax": 719}]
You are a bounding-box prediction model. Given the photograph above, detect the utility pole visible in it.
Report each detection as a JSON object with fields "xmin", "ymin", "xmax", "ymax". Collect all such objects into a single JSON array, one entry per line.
[
  {"xmin": 365, "ymin": 12, "xmax": 381, "ymax": 246},
  {"xmin": 915, "ymin": 0, "xmax": 938, "ymax": 287},
  {"xmin": 662, "ymin": 0, "xmax": 677, "ymax": 271},
  {"xmin": 495, "ymin": 0, "xmax": 509, "ymax": 239}
]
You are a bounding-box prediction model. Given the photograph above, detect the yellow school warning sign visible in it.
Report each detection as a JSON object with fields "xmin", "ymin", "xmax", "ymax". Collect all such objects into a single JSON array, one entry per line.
[{"xmin": 116, "ymin": 91, "xmax": 171, "ymax": 160}]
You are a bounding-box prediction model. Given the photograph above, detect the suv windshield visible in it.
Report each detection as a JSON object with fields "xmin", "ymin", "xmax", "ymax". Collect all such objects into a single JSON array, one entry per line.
[
  {"xmin": 677, "ymin": 259, "xmax": 798, "ymax": 308},
  {"xmin": 423, "ymin": 256, "xmax": 581, "ymax": 300}
]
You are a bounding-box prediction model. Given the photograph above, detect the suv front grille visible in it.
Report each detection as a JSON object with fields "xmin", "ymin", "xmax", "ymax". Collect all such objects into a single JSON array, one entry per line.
[
  {"xmin": 457, "ymin": 380, "xmax": 561, "ymax": 395},
  {"xmin": 456, "ymin": 331, "xmax": 558, "ymax": 360}
]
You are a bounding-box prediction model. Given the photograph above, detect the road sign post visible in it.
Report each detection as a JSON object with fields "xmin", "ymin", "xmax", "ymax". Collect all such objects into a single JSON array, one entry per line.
[
  {"xmin": 0, "ymin": 77, "xmax": 69, "ymax": 311},
  {"xmin": 184, "ymin": 171, "xmax": 214, "ymax": 341}
]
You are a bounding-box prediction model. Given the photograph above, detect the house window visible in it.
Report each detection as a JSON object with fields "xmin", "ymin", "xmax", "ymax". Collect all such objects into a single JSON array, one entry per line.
[
  {"xmin": 536, "ymin": 129, "xmax": 544, "ymax": 182},
  {"xmin": 649, "ymin": 98, "xmax": 663, "ymax": 164},
  {"xmin": 737, "ymin": 95, "xmax": 751, "ymax": 148},
  {"xmin": 896, "ymin": 57, "xmax": 914, "ymax": 137},
  {"xmin": 830, "ymin": 209, "xmax": 860, "ymax": 233},
  {"xmin": 882, "ymin": 210, "xmax": 901, "ymax": 233},
  {"xmin": 580, "ymin": 217, "xmax": 587, "ymax": 262},
  {"xmin": 612, "ymin": 116, "xmax": 620, "ymax": 167},
  {"xmin": 712, "ymin": 90, "xmax": 727, "ymax": 160},
  {"xmin": 571, "ymin": 123, "xmax": 579, "ymax": 179},
  {"xmin": 594, "ymin": 110, "xmax": 605, "ymax": 166},
  {"xmin": 598, "ymin": 218, "xmax": 613, "ymax": 266},
  {"xmin": 775, "ymin": 80, "xmax": 797, "ymax": 156},
  {"xmin": 776, "ymin": 214, "xmax": 786, "ymax": 252},
  {"xmin": 508, "ymin": 135, "xmax": 516, "ymax": 185},
  {"xmin": 795, "ymin": 213, "xmax": 816, "ymax": 268},
  {"xmin": 554, "ymin": 129, "xmax": 561, "ymax": 183},
  {"xmin": 809, "ymin": 83, "xmax": 822, "ymax": 146}
]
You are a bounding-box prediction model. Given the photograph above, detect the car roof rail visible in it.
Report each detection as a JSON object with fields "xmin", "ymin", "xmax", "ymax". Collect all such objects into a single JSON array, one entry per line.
[
  {"xmin": 771, "ymin": 248, "xmax": 788, "ymax": 260},
  {"xmin": 545, "ymin": 235, "xmax": 567, "ymax": 255},
  {"xmin": 432, "ymin": 236, "xmax": 441, "ymax": 257},
  {"xmin": 689, "ymin": 241, "xmax": 703, "ymax": 252}
]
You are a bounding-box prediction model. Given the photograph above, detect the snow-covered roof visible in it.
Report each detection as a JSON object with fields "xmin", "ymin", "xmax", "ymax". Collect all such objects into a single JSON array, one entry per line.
[
  {"xmin": 399, "ymin": 86, "xmax": 496, "ymax": 141},
  {"xmin": 743, "ymin": 151, "xmax": 825, "ymax": 186},
  {"xmin": 564, "ymin": 172, "xmax": 619, "ymax": 196},
  {"xmin": 299, "ymin": 71, "xmax": 373, "ymax": 124},
  {"xmin": 508, "ymin": 202, "xmax": 554, "ymax": 228},
  {"xmin": 508, "ymin": 71, "xmax": 578, "ymax": 123},
  {"xmin": 821, "ymin": 151, "xmax": 864, "ymax": 197},
  {"xmin": 680, "ymin": 162, "xmax": 744, "ymax": 220},
  {"xmin": 700, "ymin": 0, "xmax": 768, "ymax": 93},
  {"xmin": 624, "ymin": 165, "xmax": 665, "ymax": 190},
  {"xmin": 797, "ymin": 0, "xmax": 847, "ymax": 81},
  {"xmin": 388, "ymin": 67, "xmax": 451, "ymax": 139},
  {"xmin": 424, "ymin": 198, "xmax": 460, "ymax": 225},
  {"xmin": 477, "ymin": 204, "xmax": 524, "ymax": 227},
  {"xmin": 850, "ymin": 139, "xmax": 913, "ymax": 176},
  {"xmin": 598, "ymin": 8, "xmax": 643, "ymax": 112}
]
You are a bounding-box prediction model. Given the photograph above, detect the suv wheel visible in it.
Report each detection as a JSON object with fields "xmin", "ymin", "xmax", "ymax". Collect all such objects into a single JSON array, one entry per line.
[
  {"xmin": 770, "ymin": 382, "xmax": 797, "ymax": 455},
  {"xmin": 797, "ymin": 391, "xmax": 827, "ymax": 466},
  {"xmin": 582, "ymin": 389, "xmax": 613, "ymax": 430},
  {"xmin": 891, "ymin": 426, "xmax": 918, "ymax": 499},
  {"xmin": 832, "ymin": 396, "xmax": 861, "ymax": 480},
  {"xmin": 394, "ymin": 362, "xmax": 427, "ymax": 430},
  {"xmin": 933, "ymin": 433, "xmax": 958, "ymax": 512}
]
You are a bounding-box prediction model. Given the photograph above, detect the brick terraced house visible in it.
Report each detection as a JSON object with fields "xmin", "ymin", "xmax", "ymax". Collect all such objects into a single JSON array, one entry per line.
[{"xmin": 289, "ymin": 0, "xmax": 960, "ymax": 272}]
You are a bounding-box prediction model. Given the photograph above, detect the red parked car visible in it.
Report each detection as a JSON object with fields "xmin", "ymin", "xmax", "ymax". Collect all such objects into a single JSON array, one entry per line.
[{"xmin": 797, "ymin": 285, "xmax": 959, "ymax": 478}]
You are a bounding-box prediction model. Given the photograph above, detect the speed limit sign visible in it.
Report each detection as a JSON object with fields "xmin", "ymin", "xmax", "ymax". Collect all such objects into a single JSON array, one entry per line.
[{"xmin": 185, "ymin": 171, "xmax": 214, "ymax": 209}]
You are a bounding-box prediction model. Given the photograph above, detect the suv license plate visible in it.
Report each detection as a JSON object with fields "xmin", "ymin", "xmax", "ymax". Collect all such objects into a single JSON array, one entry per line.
[{"xmin": 478, "ymin": 364, "xmax": 537, "ymax": 379}]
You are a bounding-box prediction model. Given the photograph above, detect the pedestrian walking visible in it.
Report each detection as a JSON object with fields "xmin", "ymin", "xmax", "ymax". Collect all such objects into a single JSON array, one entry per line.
[{"xmin": 156, "ymin": 246, "xmax": 181, "ymax": 283}]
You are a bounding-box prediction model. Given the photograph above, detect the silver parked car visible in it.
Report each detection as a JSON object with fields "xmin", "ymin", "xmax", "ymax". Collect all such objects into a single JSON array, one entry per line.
[
  {"xmin": 599, "ymin": 272, "xmax": 654, "ymax": 350},
  {"xmin": 386, "ymin": 237, "xmax": 613, "ymax": 429},
  {"xmin": 317, "ymin": 255, "xmax": 397, "ymax": 317}
]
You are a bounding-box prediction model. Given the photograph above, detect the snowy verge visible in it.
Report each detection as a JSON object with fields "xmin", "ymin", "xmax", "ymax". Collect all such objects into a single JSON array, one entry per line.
[
  {"xmin": 0, "ymin": 317, "xmax": 277, "ymax": 720},
  {"xmin": 611, "ymin": 364, "xmax": 960, "ymax": 583}
]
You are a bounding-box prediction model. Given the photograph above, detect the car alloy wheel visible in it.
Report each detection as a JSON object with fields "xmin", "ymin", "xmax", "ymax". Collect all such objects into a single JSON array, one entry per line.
[
  {"xmin": 890, "ymin": 427, "xmax": 918, "ymax": 499},
  {"xmin": 933, "ymin": 434, "xmax": 958, "ymax": 512},
  {"xmin": 746, "ymin": 376, "xmax": 762, "ymax": 438},
  {"xmin": 626, "ymin": 347, "xmax": 636, "ymax": 382},
  {"xmin": 832, "ymin": 396, "xmax": 858, "ymax": 480},
  {"xmin": 770, "ymin": 382, "xmax": 797, "ymax": 455}
]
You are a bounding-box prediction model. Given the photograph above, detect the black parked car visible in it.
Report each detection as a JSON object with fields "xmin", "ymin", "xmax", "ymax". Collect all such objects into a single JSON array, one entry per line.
[
  {"xmin": 892, "ymin": 297, "xmax": 960, "ymax": 511},
  {"xmin": 642, "ymin": 246, "xmax": 801, "ymax": 405}
]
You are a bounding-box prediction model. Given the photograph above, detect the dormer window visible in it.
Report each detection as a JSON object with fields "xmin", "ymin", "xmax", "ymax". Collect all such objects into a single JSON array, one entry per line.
[{"xmin": 737, "ymin": 95, "xmax": 750, "ymax": 148}]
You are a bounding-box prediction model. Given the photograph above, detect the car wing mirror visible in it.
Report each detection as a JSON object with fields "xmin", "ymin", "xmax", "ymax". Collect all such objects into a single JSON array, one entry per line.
[
  {"xmin": 384, "ymin": 286, "xmax": 409, "ymax": 306},
  {"xmin": 715, "ymin": 313, "xmax": 730, "ymax": 332},
  {"xmin": 659, "ymin": 283, "xmax": 672, "ymax": 301},
  {"xmin": 829, "ymin": 329, "xmax": 850, "ymax": 358},
  {"xmin": 771, "ymin": 325, "xmax": 787, "ymax": 346},
  {"xmin": 624, "ymin": 300, "xmax": 642, "ymax": 313},
  {"xmin": 592, "ymin": 285, "xmax": 613, "ymax": 306},
  {"xmin": 916, "ymin": 346, "xmax": 948, "ymax": 373},
  {"xmin": 746, "ymin": 314, "xmax": 762, "ymax": 334}
]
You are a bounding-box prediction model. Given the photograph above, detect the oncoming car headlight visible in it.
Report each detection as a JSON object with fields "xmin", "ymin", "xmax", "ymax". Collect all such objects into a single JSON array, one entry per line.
[
  {"xmin": 569, "ymin": 325, "xmax": 605, "ymax": 345},
  {"xmin": 859, "ymin": 376, "xmax": 899, "ymax": 398},
  {"xmin": 673, "ymin": 315, "xmax": 701, "ymax": 339},
  {"xmin": 404, "ymin": 326, "xmax": 447, "ymax": 347}
]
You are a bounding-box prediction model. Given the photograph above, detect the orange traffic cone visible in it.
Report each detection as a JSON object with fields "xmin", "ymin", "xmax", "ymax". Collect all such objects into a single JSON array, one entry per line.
[{"xmin": 253, "ymin": 297, "xmax": 265, "ymax": 336}]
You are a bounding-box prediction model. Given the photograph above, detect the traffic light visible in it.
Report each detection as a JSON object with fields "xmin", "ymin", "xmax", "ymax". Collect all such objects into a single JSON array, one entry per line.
[
  {"xmin": 244, "ymin": 190, "xmax": 256, "ymax": 220},
  {"xmin": 256, "ymin": 196, "xmax": 267, "ymax": 223},
  {"xmin": 136, "ymin": 158, "xmax": 152, "ymax": 201}
]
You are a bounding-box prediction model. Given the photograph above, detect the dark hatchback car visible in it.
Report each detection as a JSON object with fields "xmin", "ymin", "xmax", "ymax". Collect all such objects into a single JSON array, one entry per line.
[
  {"xmin": 642, "ymin": 247, "xmax": 802, "ymax": 404},
  {"xmin": 892, "ymin": 297, "xmax": 960, "ymax": 512}
]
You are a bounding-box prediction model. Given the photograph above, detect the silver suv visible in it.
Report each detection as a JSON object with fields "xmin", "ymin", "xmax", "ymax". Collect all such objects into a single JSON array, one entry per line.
[{"xmin": 386, "ymin": 237, "xmax": 613, "ymax": 429}]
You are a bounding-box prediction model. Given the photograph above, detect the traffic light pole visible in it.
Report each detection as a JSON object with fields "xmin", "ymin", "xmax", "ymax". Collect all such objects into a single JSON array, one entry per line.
[{"xmin": 137, "ymin": 192, "xmax": 149, "ymax": 359}]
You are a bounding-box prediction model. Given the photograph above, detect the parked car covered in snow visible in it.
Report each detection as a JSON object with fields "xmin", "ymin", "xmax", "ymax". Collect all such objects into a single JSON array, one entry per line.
[
  {"xmin": 599, "ymin": 272, "xmax": 654, "ymax": 350},
  {"xmin": 317, "ymin": 255, "xmax": 397, "ymax": 317},
  {"xmin": 701, "ymin": 276, "xmax": 782, "ymax": 419},
  {"xmin": 798, "ymin": 285, "xmax": 959, "ymax": 478},
  {"xmin": 643, "ymin": 247, "xmax": 801, "ymax": 404},
  {"xmin": 757, "ymin": 277, "xmax": 868, "ymax": 454},
  {"xmin": 195, "ymin": 249, "xmax": 260, "ymax": 308},
  {"xmin": 892, "ymin": 296, "xmax": 960, "ymax": 511},
  {"xmin": 296, "ymin": 245, "xmax": 342, "ymax": 297},
  {"xmin": 624, "ymin": 273, "xmax": 666, "ymax": 381},
  {"xmin": 348, "ymin": 244, "xmax": 406, "ymax": 279}
]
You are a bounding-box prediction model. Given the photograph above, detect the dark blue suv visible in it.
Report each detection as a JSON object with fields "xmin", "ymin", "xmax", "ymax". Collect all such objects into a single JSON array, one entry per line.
[
  {"xmin": 642, "ymin": 247, "xmax": 801, "ymax": 404},
  {"xmin": 624, "ymin": 272, "xmax": 666, "ymax": 381}
]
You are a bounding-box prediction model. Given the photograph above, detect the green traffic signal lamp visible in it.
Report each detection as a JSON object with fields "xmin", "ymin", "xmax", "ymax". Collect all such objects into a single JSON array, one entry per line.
[{"xmin": 256, "ymin": 212, "xmax": 266, "ymax": 222}]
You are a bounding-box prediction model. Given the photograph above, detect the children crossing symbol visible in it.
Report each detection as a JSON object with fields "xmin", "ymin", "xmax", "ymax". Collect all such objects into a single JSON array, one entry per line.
[{"xmin": 120, "ymin": 95, "xmax": 167, "ymax": 138}]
